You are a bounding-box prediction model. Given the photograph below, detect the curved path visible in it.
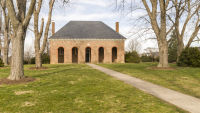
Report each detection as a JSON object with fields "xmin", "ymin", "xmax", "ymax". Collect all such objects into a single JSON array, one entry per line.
[{"xmin": 87, "ymin": 63, "xmax": 200, "ymax": 113}]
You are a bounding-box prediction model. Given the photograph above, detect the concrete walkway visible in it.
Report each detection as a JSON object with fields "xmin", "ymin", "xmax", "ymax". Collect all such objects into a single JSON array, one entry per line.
[{"xmin": 87, "ymin": 63, "xmax": 200, "ymax": 113}]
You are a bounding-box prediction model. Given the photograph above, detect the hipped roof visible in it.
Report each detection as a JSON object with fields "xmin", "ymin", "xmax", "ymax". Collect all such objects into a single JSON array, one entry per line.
[{"xmin": 49, "ymin": 21, "xmax": 126, "ymax": 39}]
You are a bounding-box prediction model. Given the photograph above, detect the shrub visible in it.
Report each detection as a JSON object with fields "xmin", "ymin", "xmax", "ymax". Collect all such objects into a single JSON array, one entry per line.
[
  {"xmin": 125, "ymin": 51, "xmax": 141, "ymax": 63},
  {"xmin": 24, "ymin": 60, "xmax": 29, "ymax": 64},
  {"xmin": 30, "ymin": 53, "xmax": 50, "ymax": 64},
  {"xmin": 42, "ymin": 53, "xmax": 50, "ymax": 64},
  {"xmin": 177, "ymin": 47, "xmax": 200, "ymax": 67},
  {"xmin": 0, "ymin": 58, "xmax": 4, "ymax": 67},
  {"xmin": 30, "ymin": 57, "xmax": 35, "ymax": 64},
  {"xmin": 141, "ymin": 55, "xmax": 152, "ymax": 62},
  {"xmin": 154, "ymin": 56, "xmax": 159, "ymax": 62}
]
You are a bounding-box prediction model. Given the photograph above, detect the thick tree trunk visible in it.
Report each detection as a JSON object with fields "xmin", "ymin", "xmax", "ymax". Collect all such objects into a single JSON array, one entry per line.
[
  {"xmin": 157, "ymin": 41, "xmax": 169, "ymax": 68},
  {"xmin": 35, "ymin": 52, "xmax": 42, "ymax": 67},
  {"xmin": 8, "ymin": 28, "xmax": 25, "ymax": 80}
]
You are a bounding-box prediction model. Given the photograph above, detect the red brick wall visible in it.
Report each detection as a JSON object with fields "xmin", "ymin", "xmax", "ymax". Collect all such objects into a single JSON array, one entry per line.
[{"xmin": 50, "ymin": 39, "xmax": 125, "ymax": 64}]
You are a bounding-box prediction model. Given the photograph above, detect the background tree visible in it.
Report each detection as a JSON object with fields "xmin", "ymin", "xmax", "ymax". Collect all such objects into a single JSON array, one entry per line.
[
  {"xmin": 33, "ymin": 0, "xmax": 70, "ymax": 68},
  {"xmin": 114, "ymin": 0, "xmax": 174, "ymax": 68},
  {"xmin": 171, "ymin": 0, "xmax": 200, "ymax": 61},
  {"xmin": 168, "ymin": 31, "xmax": 178, "ymax": 63},
  {"xmin": 126, "ymin": 38, "xmax": 142, "ymax": 53},
  {"xmin": 33, "ymin": 0, "xmax": 55, "ymax": 68},
  {"xmin": 6, "ymin": 0, "xmax": 36, "ymax": 80},
  {"xmin": 0, "ymin": 0, "xmax": 11, "ymax": 66}
]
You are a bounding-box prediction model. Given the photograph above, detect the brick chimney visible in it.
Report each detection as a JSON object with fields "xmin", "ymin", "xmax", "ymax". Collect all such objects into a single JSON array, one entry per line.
[
  {"xmin": 116, "ymin": 22, "xmax": 119, "ymax": 33},
  {"xmin": 52, "ymin": 22, "xmax": 55, "ymax": 35}
]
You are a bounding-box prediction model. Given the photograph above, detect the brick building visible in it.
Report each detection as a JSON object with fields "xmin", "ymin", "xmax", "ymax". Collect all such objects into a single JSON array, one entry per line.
[{"xmin": 49, "ymin": 21, "xmax": 126, "ymax": 64}]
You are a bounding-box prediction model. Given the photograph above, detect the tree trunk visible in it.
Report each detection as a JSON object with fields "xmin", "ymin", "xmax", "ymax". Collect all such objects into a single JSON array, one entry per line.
[
  {"xmin": 8, "ymin": 28, "xmax": 25, "ymax": 80},
  {"xmin": 157, "ymin": 41, "xmax": 169, "ymax": 68},
  {"xmin": 35, "ymin": 36, "xmax": 42, "ymax": 67},
  {"xmin": 3, "ymin": 47, "xmax": 8, "ymax": 66},
  {"xmin": 35, "ymin": 52, "xmax": 42, "ymax": 67},
  {"xmin": 3, "ymin": 29, "xmax": 9, "ymax": 66},
  {"xmin": 177, "ymin": 37, "xmax": 183, "ymax": 61}
]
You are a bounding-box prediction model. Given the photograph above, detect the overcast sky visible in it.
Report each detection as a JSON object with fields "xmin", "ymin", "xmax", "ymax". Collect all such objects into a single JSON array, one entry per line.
[{"xmin": 25, "ymin": 0, "xmax": 160, "ymax": 54}]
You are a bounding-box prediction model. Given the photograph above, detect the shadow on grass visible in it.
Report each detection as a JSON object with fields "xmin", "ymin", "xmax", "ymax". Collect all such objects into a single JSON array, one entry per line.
[{"xmin": 31, "ymin": 68, "xmax": 81, "ymax": 78}]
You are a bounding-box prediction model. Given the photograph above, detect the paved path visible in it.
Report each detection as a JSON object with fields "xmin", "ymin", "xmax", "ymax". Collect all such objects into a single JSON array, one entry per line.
[{"xmin": 87, "ymin": 63, "xmax": 200, "ymax": 113}]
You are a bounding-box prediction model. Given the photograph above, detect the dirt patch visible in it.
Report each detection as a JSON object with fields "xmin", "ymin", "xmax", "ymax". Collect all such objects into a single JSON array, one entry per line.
[
  {"xmin": 15, "ymin": 90, "xmax": 34, "ymax": 95},
  {"xmin": 27, "ymin": 67, "xmax": 49, "ymax": 70},
  {"xmin": 0, "ymin": 77, "xmax": 35, "ymax": 85},
  {"xmin": 146, "ymin": 66, "xmax": 177, "ymax": 70}
]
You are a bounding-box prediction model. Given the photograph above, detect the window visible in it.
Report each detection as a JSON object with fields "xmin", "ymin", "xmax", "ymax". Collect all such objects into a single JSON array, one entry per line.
[{"xmin": 60, "ymin": 48, "xmax": 64, "ymax": 55}]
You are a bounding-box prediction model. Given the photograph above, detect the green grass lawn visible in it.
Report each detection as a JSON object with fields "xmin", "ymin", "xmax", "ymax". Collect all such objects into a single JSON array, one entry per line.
[
  {"xmin": 97, "ymin": 62, "xmax": 200, "ymax": 99},
  {"xmin": 0, "ymin": 64, "xmax": 187, "ymax": 112}
]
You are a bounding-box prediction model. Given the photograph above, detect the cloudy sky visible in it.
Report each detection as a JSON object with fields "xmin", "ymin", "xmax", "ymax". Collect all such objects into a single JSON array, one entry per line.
[{"xmin": 25, "ymin": 0, "xmax": 159, "ymax": 54}]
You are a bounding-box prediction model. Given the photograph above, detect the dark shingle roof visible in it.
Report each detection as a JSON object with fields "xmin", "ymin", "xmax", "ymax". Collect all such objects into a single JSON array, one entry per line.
[{"xmin": 49, "ymin": 21, "xmax": 126, "ymax": 39}]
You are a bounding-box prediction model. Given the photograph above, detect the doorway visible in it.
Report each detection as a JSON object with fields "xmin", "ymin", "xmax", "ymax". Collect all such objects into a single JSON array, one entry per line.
[
  {"xmin": 112, "ymin": 47, "xmax": 117, "ymax": 62},
  {"xmin": 58, "ymin": 47, "xmax": 64, "ymax": 63},
  {"xmin": 99, "ymin": 47, "xmax": 104, "ymax": 63},
  {"xmin": 72, "ymin": 47, "xmax": 78, "ymax": 63},
  {"xmin": 85, "ymin": 47, "xmax": 91, "ymax": 63}
]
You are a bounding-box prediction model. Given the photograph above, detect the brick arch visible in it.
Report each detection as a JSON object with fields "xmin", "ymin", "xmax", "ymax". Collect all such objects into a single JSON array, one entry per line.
[
  {"xmin": 58, "ymin": 47, "xmax": 65, "ymax": 63},
  {"xmin": 72, "ymin": 46, "xmax": 79, "ymax": 63},
  {"xmin": 98, "ymin": 46, "xmax": 105, "ymax": 63},
  {"xmin": 111, "ymin": 46, "xmax": 118, "ymax": 63}
]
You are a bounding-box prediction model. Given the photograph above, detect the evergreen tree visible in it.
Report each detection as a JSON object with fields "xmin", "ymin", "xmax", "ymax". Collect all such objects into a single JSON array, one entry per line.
[{"xmin": 168, "ymin": 31, "xmax": 178, "ymax": 63}]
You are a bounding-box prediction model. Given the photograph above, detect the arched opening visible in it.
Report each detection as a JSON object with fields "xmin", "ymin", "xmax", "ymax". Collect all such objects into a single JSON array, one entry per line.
[
  {"xmin": 58, "ymin": 47, "xmax": 64, "ymax": 63},
  {"xmin": 85, "ymin": 47, "xmax": 91, "ymax": 63},
  {"xmin": 112, "ymin": 47, "xmax": 117, "ymax": 62},
  {"xmin": 72, "ymin": 47, "xmax": 78, "ymax": 63},
  {"xmin": 99, "ymin": 47, "xmax": 104, "ymax": 63}
]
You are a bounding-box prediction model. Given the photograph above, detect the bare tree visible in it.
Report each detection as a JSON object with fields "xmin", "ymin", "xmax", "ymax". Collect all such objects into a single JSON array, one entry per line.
[
  {"xmin": 126, "ymin": 38, "xmax": 142, "ymax": 53},
  {"xmin": 114, "ymin": 0, "xmax": 173, "ymax": 67},
  {"xmin": 0, "ymin": 0, "xmax": 11, "ymax": 66},
  {"xmin": 6, "ymin": 0, "xmax": 36, "ymax": 80},
  {"xmin": 33, "ymin": 0, "xmax": 55, "ymax": 68},
  {"xmin": 171, "ymin": 0, "xmax": 200, "ymax": 61}
]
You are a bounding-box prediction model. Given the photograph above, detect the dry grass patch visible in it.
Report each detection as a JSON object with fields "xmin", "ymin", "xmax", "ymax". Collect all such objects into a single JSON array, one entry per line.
[
  {"xmin": 15, "ymin": 90, "xmax": 34, "ymax": 95},
  {"xmin": 21, "ymin": 102, "xmax": 35, "ymax": 107}
]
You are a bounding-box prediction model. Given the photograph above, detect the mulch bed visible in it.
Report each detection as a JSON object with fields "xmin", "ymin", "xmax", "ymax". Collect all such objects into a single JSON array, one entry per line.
[
  {"xmin": 0, "ymin": 77, "xmax": 35, "ymax": 85},
  {"xmin": 146, "ymin": 66, "xmax": 177, "ymax": 70},
  {"xmin": 27, "ymin": 67, "xmax": 49, "ymax": 70}
]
